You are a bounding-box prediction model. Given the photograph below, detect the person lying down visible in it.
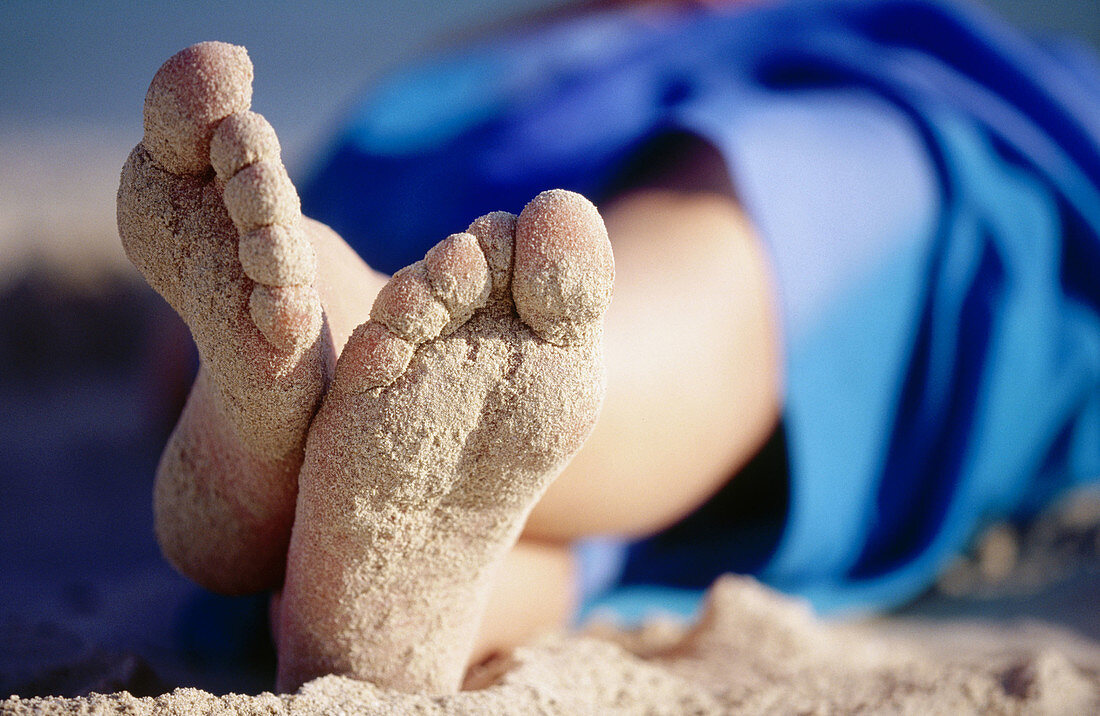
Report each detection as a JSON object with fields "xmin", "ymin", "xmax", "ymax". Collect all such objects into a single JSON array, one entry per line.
[{"xmin": 118, "ymin": 0, "xmax": 1100, "ymax": 695}]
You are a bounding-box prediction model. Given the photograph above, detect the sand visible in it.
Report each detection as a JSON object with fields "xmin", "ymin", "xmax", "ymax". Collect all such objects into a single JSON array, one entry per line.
[
  {"xmin": 4, "ymin": 187, "xmax": 1100, "ymax": 716},
  {"xmin": 3, "ymin": 574, "xmax": 1097, "ymax": 714}
]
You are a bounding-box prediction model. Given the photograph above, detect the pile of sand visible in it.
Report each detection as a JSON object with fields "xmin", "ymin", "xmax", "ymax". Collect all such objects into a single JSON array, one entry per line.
[{"xmin": 4, "ymin": 575, "xmax": 1096, "ymax": 715}]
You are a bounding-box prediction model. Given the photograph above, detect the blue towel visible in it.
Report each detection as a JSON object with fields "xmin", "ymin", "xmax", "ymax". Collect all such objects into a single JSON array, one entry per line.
[{"xmin": 300, "ymin": 0, "xmax": 1100, "ymax": 619}]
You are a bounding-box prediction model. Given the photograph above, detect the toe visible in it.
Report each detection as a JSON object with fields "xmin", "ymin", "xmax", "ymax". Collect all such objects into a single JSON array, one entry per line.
[
  {"xmin": 424, "ymin": 233, "xmax": 491, "ymax": 333},
  {"xmin": 223, "ymin": 161, "xmax": 301, "ymax": 233},
  {"xmin": 143, "ymin": 41, "xmax": 253, "ymax": 174},
  {"xmin": 207, "ymin": 106, "xmax": 314, "ymax": 350},
  {"xmin": 210, "ymin": 110, "xmax": 281, "ymax": 180},
  {"xmin": 466, "ymin": 211, "xmax": 516, "ymax": 300},
  {"xmin": 238, "ymin": 224, "xmax": 317, "ymax": 287},
  {"xmin": 249, "ymin": 285, "xmax": 320, "ymax": 353},
  {"xmin": 332, "ymin": 322, "xmax": 415, "ymax": 394},
  {"xmin": 513, "ymin": 190, "xmax": 614, "ymax": 345},
  {"xmin": 370, "ymin": 262, "xmax": 450, "ymax": 344}
]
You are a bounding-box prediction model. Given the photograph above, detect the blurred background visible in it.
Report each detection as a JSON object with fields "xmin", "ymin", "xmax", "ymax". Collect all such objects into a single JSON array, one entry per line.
[
  {"xmin": 0, "ymin": 0, "xmax": 1098, "ymax": 700},
  {"xmin": 1, "ymin": 0, "xmax": 1097, "ymax": 282},
  {"xmin": 0, "ymin": 0, "xmax": 576, "ymax": 282}
]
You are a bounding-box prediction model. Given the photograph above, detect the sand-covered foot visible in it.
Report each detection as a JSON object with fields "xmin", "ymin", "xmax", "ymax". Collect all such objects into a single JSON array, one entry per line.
[
  {"xmin": 117, "ymin": 42, "xmax": 328, "ymax": 593},
  {"xmin": 277, "ymin": 190, "xmax": 614, "ymax": 694}
]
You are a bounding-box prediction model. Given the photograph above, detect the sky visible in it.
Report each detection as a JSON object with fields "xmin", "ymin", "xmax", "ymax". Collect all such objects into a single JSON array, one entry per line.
[
  {"xmin": 0, "ymin": 1, "xmax": 1094, "ymax": 155},
  {"xmin": 0, "ymin": 1, "xmax": 570, "ymax": 163}
]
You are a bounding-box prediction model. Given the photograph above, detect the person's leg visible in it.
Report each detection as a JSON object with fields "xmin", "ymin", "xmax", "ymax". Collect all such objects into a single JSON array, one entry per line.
[
  {"xmin": 119, "ymin": 43, "xmax": 384, "ymax": 594},
  {"xmin": 526, "ymin": 135, "xmax": 783, "ymax": 541},
  {"xmin": 472, "ymin": 539, "xmax": 576, "ymax": 664},
  {"xmin": 126, "ymin": 43, "xmax": 778, "ymax": 681}
]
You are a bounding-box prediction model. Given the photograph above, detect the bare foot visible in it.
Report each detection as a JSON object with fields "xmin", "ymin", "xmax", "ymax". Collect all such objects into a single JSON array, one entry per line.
[
  {"xmin": 276, "ymin": 190, "xmax": 614, "ymax": 694},
  {"xmin": 117, "ymin": 42, "xmax": 336, "ymax": 593}
]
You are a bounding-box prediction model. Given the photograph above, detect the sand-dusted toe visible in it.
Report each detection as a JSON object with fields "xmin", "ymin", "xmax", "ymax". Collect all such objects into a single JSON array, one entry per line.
[
  {"xmin": 424, "ymin": 232, "xmax": 492, "ymax": 332},
  {"xmin": 513, "ymin": 189, "xmax": 614, "ymax": 345},
  {"xmin": 332, "ymin": 232, "xmax": 491, "ymax": 395},
  {"xmin": 223, "ymin": 161, "xmax": 301, "ymax": 233},
  {"xmin": 211, "ymin": 109, "xmax": 317, "ymax": 351},
  {"xmin": 238, "ymin": 224, "xmax": 317, "ymax": 287},
  {"xmin": 332, "ymin": 322, "xmax": 415, "ymax": 394},
  {"xmin": 466, "ymin": 211, "xmax": 516, "ymax": 299},
  {"xmin": 210, "ymin": 110, "xmax": 281, "ymax": 180},
  {"xmin": 143, "ymin": 41, "xmax": 253, "ymax": 175},
  {"xmin": 249, "ymin": 285, "xmax": 320, "ymax": 353},
  {"xmin": 369, "ymin": 262, "xmax": 451, "ymax": 344}
]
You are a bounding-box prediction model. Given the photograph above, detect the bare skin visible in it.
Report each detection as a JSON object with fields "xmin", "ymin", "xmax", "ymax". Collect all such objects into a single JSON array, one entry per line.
[{"xmin": 121, "ymin": 42, "xmax": 781, "ymax": 688}]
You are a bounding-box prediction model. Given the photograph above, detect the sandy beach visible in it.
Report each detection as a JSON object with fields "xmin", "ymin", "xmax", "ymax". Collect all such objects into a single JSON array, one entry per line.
[{"xmin": 3, "ymin": 572, "xmax": 1099, "ymax": 713}]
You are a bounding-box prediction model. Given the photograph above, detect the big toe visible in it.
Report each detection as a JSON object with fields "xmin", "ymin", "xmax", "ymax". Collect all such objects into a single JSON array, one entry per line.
[
  {"xmin": 513, "ymin": 190, "xmax": 614, "ymax": 345},
  {"xmin": 143, "ymin": 41, "xmax": 253, "ymax": 174}
]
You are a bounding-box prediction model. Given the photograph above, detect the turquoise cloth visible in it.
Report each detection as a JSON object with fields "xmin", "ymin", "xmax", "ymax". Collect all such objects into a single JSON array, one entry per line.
[{"xmin": 301, "ymin": 0, "xmax": 1100, "ymax": 619}]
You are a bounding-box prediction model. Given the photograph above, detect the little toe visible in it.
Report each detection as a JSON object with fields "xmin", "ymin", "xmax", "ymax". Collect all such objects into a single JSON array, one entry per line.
[
  {"xmin": 249, "ymin": 285, "xmax": 320, "ymax": 353},
  {"xmin": 370, "ymin": 262, "xmax": 450, "ymax": 344},
  {"xmin": 513, "ymin": 189, "xmax": 614, "ymax": 345},
  {"xmin": 332, "ymin": 321, "xmax": 415, "ymax": 394},
  {"xmin": 143, "ymin": 41, "xmax": 253, "ymax": 175}
]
